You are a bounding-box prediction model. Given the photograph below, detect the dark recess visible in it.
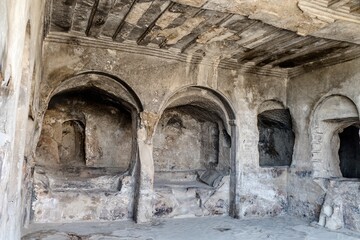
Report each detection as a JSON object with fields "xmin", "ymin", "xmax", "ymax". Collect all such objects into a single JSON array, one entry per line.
[
  {"xmin": 339, "ymin": 125, "xmax": 360, "ymax": 178},
  {"xmin": 258, "ymin": 109, "xmax": 295, "ymax": 167}
]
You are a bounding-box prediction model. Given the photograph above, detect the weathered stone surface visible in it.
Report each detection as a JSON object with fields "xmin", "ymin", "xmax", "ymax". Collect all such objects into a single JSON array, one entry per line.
[
  {"xmin": 46, "ymin": 0, "xmax": 360, "ymax": 74},
  {"xmin": 152, "ymin": 176, "xmax": 230, "ymax": 218},
  {"xmin": 36, "ymin": 90, "xmax": 133, "ymax": 169},
  {"xmin": 153, "ymin": 106, "xmax": 223, "ymax": 172},
  {"xmin": 32, "ymin": 166, "xmax": 135, "ymax": 222},
  {"xmin": 22, "ymin": 216, "xmax": 360, "ymax": 240},
  {"xmin": 3, "ymin": 0, "xmax": 360, "ymax": 238},
  {"xmin": 319, "ymin": 180, "xmax": 360, "ymax": 231},
  {"xmin": 240, "ymin": 168, "xmax": 288, "ymax": 218}
]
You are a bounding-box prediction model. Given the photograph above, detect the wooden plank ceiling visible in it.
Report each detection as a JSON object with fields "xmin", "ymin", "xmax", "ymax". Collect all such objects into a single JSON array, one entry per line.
[{"xmin": 46, "ymin": 0, "xmax": 360, "ymax": 73}]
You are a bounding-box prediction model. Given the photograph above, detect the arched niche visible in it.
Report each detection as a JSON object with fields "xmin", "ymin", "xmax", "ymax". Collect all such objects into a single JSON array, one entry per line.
[
  {"xmin": 32, "ymin": 72, "xmax": 142, "ymax": 223},
  {"xmin": 46, "ymin": 71, "xmax": 143, "ymax": 113},
  {"xmin": 152, "ymin": 86, "xmax": 237, "ymax": 218},
  {"xmin": 257, "ymin": 100, "xmax": 295, "ymax": 167},
  {"xmin": 36, "ymin": 88, "xmax": 134, "ymax": 169},
  {"xmin": 36, "ymin": 72, "xmax": 143, "ymax": 170},
  {"xmin": 58, "ymin": 120, "xmax": 85, "ymax": 167},
  {"xmin": 311, "ymin": 95, "xmax": 360, "ymax": 178}
]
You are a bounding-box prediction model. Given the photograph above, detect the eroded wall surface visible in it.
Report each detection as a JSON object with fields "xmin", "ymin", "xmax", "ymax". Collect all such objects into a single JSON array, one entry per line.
[
  {"xmin": 31, "ymin": 39, "xmax": 289, "ymax": 223},
  {"xmin": 287, "ymin": 57, "xmax": 360, "ymax": 231},
  {"xmin": 152, "ymin": 106, "xmax": 231, "ymax": 218},
  {"xmin": 0, "ymin": 0, "xmax": 44, "ymax": 239},
  {"xmin": 32, "ymin": 89, "xmax": 135, "ymax": 222},
  {"xmin": 1, "ymin": 1, "xmax": 360, "ymax": 238},
  {"xmin": 3, "ymin": 6, "xmax": 360, "ymax": 238}
]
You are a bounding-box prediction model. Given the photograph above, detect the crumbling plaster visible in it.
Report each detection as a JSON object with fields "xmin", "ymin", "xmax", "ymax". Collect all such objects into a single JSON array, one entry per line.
[
  {"xmin": 173, "ymin": 0, "xmax": 360, "ymax": 44},
  {"xmin": 1, "ymin": 1, "xmax": 360, "ymax": 238},
  {"xmin": 287, "ymin": 57, "xmax": 360, "ymax": 229},
  {"xmin": 33, "ymin": 40, "xmax": 289, "ymax": 223},
  {"xmin": 0, "ymin": 0, "xmax": 45, "ymax": 239}
]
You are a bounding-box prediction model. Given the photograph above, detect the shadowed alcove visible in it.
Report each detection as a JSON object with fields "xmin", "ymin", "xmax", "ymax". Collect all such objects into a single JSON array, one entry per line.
[
  {"xmin": 338, "ymin": 125, "xmax": 360, "ymax": 178},
  {"xmin": 257, "ymin": 100, "xmax": 294, "ymax": 167},
  {"xmin": 152, "ymin": 86, "xmax": 236, "ymax": 218},
  {"xmin": 32, "ymin": 72, "xmax": 143, "ymax": 223}
]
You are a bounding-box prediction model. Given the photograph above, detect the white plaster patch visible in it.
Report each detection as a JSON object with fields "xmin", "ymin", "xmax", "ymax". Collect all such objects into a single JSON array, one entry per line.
[
  {"xmin": 126, "ymin": 2, "xmax": 152, "ymax": 25},
  {"xmin": 106, "ymin": 49, "xmax": 117, "ymax": 57},
  {"xmin": 155, "ymin": 17, "xmax": 205, "ymax": 45},
  {"xmin": 156, "ymin": 11, "xmax": 182, "ymax": 29},
  {"xmin": 197, "ymin": 27, "xmax": 228, "ymax": 44},
  {"xmin": 0, "ymin": 132, "xmax": 10, "ymax": 145},
  {"xmin": 172, "ymin": 0, "xmax": 208, "ymax": 7}
]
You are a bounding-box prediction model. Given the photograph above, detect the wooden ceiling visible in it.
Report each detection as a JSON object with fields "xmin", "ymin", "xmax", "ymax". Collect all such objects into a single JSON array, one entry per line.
[{"xmin": 45, "ymin": 0, "xmax": 360, "ymax": 76}]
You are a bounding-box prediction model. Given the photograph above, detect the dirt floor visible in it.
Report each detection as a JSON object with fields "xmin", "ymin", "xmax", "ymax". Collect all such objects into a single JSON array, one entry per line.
[{"xmin": 22, "ymin": 215, "xmax": 360, "ymax": 240}]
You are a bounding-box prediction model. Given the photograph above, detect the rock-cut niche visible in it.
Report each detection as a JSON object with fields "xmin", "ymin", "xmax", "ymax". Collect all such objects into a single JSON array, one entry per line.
[
  {"xmin": 36, "ymin": 88, "xmax": 133, "ymax": 168},
  {"xmin": 338, "ymin": 125, "xmax": 360, "ymax": 178},
  {"xmin": 152, "ymin": 90, "xmax": 233, "ymax": 218},
  {"xmin": 154, "ymin": 105, "xmax": 224, "ymax": 173},
  {"xmin": 58, "ymin": 120, "xmax": 85, "ymax": 166},
  {"xmin": 33, "ymin": 88, "xmax": 135, "ymax": 223},
  {"xmin": 257, "ymin": 102, "xmax": 295, "ymax": 167}
]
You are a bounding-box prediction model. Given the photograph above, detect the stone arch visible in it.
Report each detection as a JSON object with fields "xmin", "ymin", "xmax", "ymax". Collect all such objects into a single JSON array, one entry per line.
[
  {"xmin": 157, "ymin": 85, "xmax": 236, "ymax": 130},
  {"xmin": 37, "ymin": 71, "xmax": 143, "ymax": 170},
  {"xmin": 32, "ymin": 72, "xmax": 143, "ymax": 222},
  {"xmin": 257, "ymin": 100, "xmax": 295, "ymax": 167},
  {"xmin": 46, "ymin": 71, "xmax": 143, "ymax": 113},
  {"xmin": 152, "ymin": 85, "xmax": 238, "ymax": 218},
  {"xmin": 311, "ymin": 94, "xmax": 360, "ymax": 178},
  {"xmin": 258, "ymin": 99, "xmax": 285, "ymax": 114}
]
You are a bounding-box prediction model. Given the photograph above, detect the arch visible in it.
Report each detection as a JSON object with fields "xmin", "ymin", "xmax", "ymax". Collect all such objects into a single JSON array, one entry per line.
[
  {"xmin": 314, "ymin": 94, "xmax": 358, "ymax": 123},
  {"xmin": 311, "ymin": 94, "xmax": 360, "ymax": 178},
  {"xmin": 311, "ymin": 94, "xmax": 359, "ymax": 126},
  {"xmin": 152, "ymin": 85, "xmax": 238, "ymax": 218},
  {"xmin": 39, "ymin": 72, "xmax": 143, "ymax": 172},
  {"xmin": 33, "ymin": 74, "xmax": 139, "ymax": 222},
  {"xmin": 258, "ymin": 99, "xmax": 285, "ymax": 114},
  {"xmin": 37, "ymin": 87, "xmax": 135, "ymax": 169},
  {"xmin": 45, "ymin": 71, "xmax": 143, "ymax": 113},
  {"xmin": 157, "ymin": 85, "xmax": 236, "ymax": 133}
]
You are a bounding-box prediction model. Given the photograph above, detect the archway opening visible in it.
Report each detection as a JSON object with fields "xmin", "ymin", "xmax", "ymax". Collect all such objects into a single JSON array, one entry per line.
[
  {"xmin": 37, "ymin": 88, "xmax": 133, "ymax": 169},
  {"xmin": 33, "ymin": 87, "xmax": 137, "ymax": 223},
  {"xmin": 152, "ymin": 87, "xmax": 235, "ymax": 219},
  {"xmin": 338, "ymin": 125, "xmax": 360, "ymax": 178},
  {"xmin": 311, "ymin": 95, "xmax": 359, "ymax": 178}
]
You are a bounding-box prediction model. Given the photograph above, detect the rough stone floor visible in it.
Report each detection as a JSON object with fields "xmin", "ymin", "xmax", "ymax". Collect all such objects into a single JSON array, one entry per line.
[{"xmin": 22, "ymin": 216, "xmax": 360, "ymax": 240}]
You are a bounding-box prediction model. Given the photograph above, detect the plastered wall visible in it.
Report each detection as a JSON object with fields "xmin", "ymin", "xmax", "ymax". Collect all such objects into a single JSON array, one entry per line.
[
  {"xmin": 287, "ymin": 58, "xmax": 360, "ymax": 230},
  {"xmin": 29, "ymin": 40, "xmax": 289, "ymax": 223}
]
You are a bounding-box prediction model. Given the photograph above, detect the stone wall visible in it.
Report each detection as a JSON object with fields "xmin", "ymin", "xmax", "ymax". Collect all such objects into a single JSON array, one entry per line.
[
  {"xmin": 1, "ymin": 1, "xmax": 360, "ymax": 237},
  {"xmin": 29, "ymin": 40, "xmax": 289, "ymax": 223},
  {"xmin": 36, "ymin": 89, "xmax": 133, "ymax": 169},
  {"xmin": 0, "ymin": 0, "xmax": 44, "ymax": 239},
  {"xmin": 287, "ymin": 57, "xmax": 360, "ymax": 231},
  {"xmin": 32, "ymin": 88, "xmax": 136, "ymax": 222}
]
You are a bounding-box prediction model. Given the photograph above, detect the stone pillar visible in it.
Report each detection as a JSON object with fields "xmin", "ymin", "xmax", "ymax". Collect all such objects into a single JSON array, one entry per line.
[
  {"xmin": 229, "ymin": 120, "xmax": 239, "ymax": 218},
  {"xmin": 135, "ymin": 112, "xmax": 159, "ymax": 223}
]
